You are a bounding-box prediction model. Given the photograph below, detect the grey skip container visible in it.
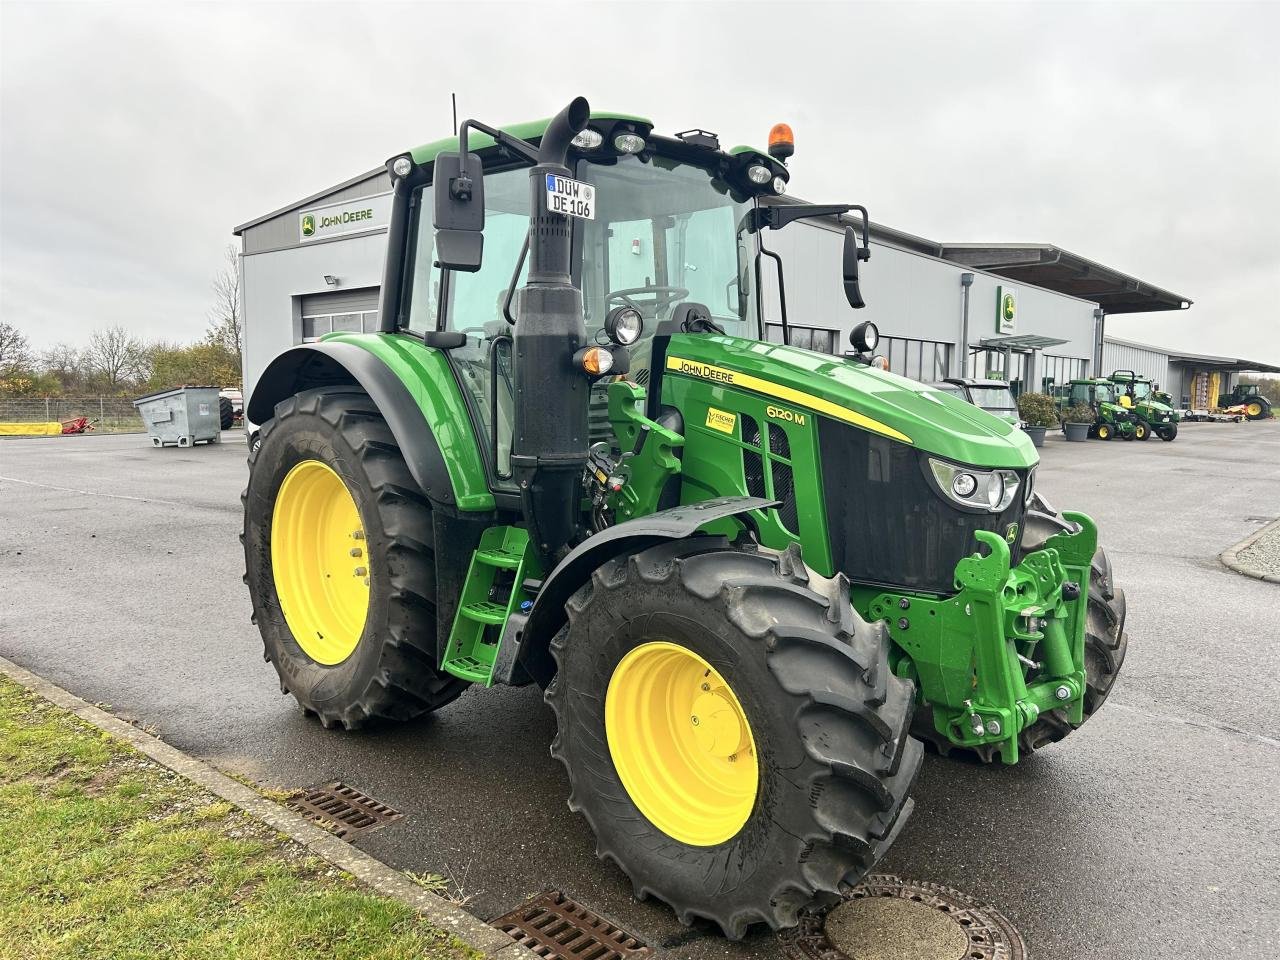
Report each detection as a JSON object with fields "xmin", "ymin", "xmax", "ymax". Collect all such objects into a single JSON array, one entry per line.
[{"xmin": 132, "ymin": 386, "xmax": 222, "ymax": 448}]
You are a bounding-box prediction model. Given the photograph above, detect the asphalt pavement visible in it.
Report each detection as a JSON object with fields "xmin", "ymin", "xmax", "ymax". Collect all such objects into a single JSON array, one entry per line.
[{"xmin": 2, "ymin": 423, "xmax": 1278, "ymax": 959}]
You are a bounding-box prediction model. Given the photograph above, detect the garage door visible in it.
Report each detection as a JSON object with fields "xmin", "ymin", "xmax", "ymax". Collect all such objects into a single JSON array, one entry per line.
[{"xmin": 300, "ymin": 287, "xmax": 380, "ymax": 341}]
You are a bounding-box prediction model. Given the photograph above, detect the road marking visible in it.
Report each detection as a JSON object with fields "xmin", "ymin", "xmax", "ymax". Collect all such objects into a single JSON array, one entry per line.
[
  {"xmin": 1109, "ymin": 700, "xmax": 1280, "ymax": 750},
  {"xmin": 0, "ymin": 474, "xmax": 190, "ymax": 508}
]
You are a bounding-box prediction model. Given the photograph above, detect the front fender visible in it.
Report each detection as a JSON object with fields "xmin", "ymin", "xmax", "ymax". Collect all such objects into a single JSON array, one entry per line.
[
  {"xmin": 495, "ymin": 496, "xmax": 777, "ymax": 687},
  {"xmin": 247, "ymin": 339, "xmax": 493, "ymax": 511}
]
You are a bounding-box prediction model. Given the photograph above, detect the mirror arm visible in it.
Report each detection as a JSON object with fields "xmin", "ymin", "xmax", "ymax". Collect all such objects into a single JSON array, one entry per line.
[
  {"xmin": 456, "ymin": 119, "xmax": 541, "ymax": 192},
  {"xmin": 503, "ymin": 231, "xmax": 530, "ymax": 325}
]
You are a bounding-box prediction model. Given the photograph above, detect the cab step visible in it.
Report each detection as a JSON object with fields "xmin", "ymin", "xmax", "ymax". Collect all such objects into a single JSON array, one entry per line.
[{"xmin": 440, "ymin": 526, "xmax": 535, "ymax": 686}]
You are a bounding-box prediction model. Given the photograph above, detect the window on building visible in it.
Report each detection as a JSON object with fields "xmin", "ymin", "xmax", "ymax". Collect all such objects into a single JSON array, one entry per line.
[
  {"xmin": 881, "ymin": 336, "xmax": 952, "ymax": 382},
  {"xmin": 764, "ymin": 323, "xmax": 841, "ymax": 355},
  {"xmin": 300, "ymin": 310, "xmax": 379, "ymax": 343},
  {"xmin": 1041, "ymin": 354, "xmax": 1088, "ymax": 391}
]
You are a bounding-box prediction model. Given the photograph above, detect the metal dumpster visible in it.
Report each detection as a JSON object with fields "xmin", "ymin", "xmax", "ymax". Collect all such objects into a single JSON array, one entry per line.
[{"xmin": 133, "ymin": 386, "xmax": 222, "ymax": 448}]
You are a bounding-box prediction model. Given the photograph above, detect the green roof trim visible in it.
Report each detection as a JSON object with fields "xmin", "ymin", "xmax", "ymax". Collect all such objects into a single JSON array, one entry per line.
[{"xmin": 406, "ymin": 112, "xmax": 653, "ymax": 166}]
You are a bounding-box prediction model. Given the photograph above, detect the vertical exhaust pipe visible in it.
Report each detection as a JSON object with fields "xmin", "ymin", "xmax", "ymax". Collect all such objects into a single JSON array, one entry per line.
[{"xmin": 511, "ymin": 97, "xmax": 591, "ymax": 565}]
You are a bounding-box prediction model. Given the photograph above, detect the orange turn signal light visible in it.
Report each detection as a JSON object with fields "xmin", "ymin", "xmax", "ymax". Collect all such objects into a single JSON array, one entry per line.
[
  {"xmin": 768, "ymin": 123, "xmax": 794, "ymax": 161},
  {"xmin": 580, "ymin": 346, "xmax": 614, "ymax": 376}
]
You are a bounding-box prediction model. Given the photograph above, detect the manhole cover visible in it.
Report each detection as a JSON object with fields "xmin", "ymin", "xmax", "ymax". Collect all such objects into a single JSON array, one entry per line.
[
  {"xmin": 779, "ymin": 874, "xmax": 1027, "ymax": 960},
  {"xmin": 492, "ymin": 890, "xmax": 653, "ymax": 960},
  {"xmin": 287, "ymin": 781, "xmax": 403, "ymax": 838}
]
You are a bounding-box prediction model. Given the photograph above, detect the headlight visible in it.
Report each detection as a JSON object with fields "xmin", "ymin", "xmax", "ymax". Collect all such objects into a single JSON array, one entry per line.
[
  {"xmin": 613, "ymin": 133, "xmax": 646, "ymax": 154},
  {"xmin": 1024, "ymin": 467, "xmax": 1036, "ymax": 507},
  {"xmin": 572, "ymin": 128, "xmax": 604, "ymax": 150},
  {"xmin": 929, "ymin": 458, "xmax": 1020, "ymax": 513},
  {"xmin": 772, "ymin": 176, "xmax": 787, "ymax": 195},
  {"xmin": 746, "ymin": 164, "xmax": 772, "ymax": 184},
  {"xmin": 604, "ymin": 305, "xmax": 643, "ymax": 346},
  {"xmin": 391, "ymin": 155, "xmax": 413, "ymax": 178}
]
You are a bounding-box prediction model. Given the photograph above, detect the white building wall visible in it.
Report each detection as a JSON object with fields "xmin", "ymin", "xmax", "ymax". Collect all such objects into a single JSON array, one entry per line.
[
  {"xmin": 240, "ymin": 233, "xmax": 388, "ymax": 415},
  {"xmin": 763, "ymin": 221, "xmax": 1098, "ymax": 377},
  {"xmin": 1101, "ymin": 338, "xmax": 1172, "ymax": 389}
]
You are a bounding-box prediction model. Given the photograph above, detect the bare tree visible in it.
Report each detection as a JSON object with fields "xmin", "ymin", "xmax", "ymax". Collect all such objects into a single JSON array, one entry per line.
[
  {"xmin": 85, "ymin": 325, "xmax": 147, "ymax": 390},
  {"xmin": 0, "ymin": 321, "xmax": 34, "ymax": 376},
  {"xmin": 207, "ymin": 244, "xmax": 243, "ymax": 363},
  {"xmin": 41, "ymin": 342, "xmax": 86, "ymax": 390}
]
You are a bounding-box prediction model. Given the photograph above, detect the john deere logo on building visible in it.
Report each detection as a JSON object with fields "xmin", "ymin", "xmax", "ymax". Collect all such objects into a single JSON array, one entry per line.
[
  {"xmin": 301, "ymin": 214, "xmax": 316, "ymax": 238},
  {"xmin": 996, "ymin": 286, "xmax": 1017, "ymax": 335}
]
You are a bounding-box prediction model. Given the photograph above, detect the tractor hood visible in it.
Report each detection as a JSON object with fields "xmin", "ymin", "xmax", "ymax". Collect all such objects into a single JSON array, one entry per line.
[{"xmin": 663, "ymin": 334, "xmax": 1038, "ymax": 469}]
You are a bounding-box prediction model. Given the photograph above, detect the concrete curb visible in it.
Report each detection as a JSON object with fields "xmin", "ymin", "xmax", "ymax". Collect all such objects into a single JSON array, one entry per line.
[
  {"xmin": 0, "ymin": 655, "xmax": 535, "ymax": 960},
  {"xmin": 1218, "ymin": 517, "xmax": 1280, "ymax": 585}
]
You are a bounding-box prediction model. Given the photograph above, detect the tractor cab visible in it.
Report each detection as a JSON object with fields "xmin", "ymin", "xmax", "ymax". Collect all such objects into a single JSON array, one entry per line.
[{"xmin": 1108, "ymin": 370, "xmax": 1179, "ymax": 440}]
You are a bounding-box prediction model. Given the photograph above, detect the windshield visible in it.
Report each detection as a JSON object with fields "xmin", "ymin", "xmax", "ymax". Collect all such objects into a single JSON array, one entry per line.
[
  {"xmin": 1131, "ymin": 381, "xmax": 1151, "ymax": 399},
  {"xmin": 968, "ymin": 387, "xmax": 1017, "ymax": 412},
  {"xmin": 1095, "ymin": 383, "xmax": 1116, "ymax": 403},
  {"xmin": 578, "ymin": 155, "xmax": 754, "ymax": 372}
]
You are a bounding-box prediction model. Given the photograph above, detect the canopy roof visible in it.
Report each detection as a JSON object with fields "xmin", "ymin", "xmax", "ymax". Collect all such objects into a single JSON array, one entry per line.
[
  {"xmin": 939, "ymin": 244, "xmax": 1192, "ymax": 314},
  {"xmin": 977, "ymin": 334, "xmax": 1070, "ymax": 351}
]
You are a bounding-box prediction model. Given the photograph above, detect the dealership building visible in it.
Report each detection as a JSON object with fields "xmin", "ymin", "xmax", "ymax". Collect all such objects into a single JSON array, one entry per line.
[{"xmin": 234, "ymin": 154, "xmax": 1272, "ymax": 409}]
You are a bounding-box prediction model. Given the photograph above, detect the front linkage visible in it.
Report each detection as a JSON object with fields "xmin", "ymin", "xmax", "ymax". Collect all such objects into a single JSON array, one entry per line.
[{"xmin": 855, "ymin": 514, "xmax": 1098, "ymax": 764}]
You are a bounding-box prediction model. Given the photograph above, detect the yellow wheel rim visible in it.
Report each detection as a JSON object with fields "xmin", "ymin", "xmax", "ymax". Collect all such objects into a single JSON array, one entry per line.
[
  {"xmin": 1247, "ymin": 402, "xmax": 1263, "ymax": 417},
  {"xmin": 271, "ymin": 460, "xmax": 369, "ymax": 665},
  {"xmin": 1098, "ymin": 426, "xmax": 1109, "ymax": 438},
  {"xmin": 1136, "ymin": 424, "xmax": 1146, "ymax": 438},
  {"xmin": 604, "ymin": 641, "xmax": 758, "ymax": 846}
]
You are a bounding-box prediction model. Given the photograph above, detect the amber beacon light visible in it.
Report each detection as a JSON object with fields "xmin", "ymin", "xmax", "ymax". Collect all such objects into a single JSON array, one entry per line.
[{"xmin": 768, "ymin": 123, "xmax": 795, "ymax": 161}]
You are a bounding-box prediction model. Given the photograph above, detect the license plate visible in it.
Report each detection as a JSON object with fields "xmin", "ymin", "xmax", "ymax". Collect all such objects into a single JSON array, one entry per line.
[{"xmin": 545, "ymin": 174, "xmax": 595, "ymax": 220}]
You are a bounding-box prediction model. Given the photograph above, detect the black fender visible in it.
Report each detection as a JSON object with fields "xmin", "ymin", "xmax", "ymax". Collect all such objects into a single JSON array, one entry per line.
[
  {"xmin": 247, "ymin": 341, "xmax": 458, "ymax": 508},
  {"xmin": 493, "ymin": 496, "xmax": 777, "ymax": 687}
]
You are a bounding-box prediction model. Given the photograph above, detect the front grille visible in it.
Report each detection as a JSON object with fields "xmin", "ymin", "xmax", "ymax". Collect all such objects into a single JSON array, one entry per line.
[{"xmin": 818, "ymin": 418, "xmax": 1025, "ymax": 595}]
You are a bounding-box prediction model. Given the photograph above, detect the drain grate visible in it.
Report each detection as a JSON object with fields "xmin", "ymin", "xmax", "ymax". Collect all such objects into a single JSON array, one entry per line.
[
  {"xmin": 287, "ymin": 781, "xmax": 404, "ymax": 838},
  {"xmin": 779, "ymin": 874, "xmax": 1027, "ymax": 960},
  {"xmin": 492, "ymin": 890, "xmax": 654, "ymax": 960}
]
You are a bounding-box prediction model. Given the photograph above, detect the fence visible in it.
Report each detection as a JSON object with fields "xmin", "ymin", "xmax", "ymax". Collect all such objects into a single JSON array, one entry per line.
[{"xmin": 0, "ymin": 397, "xmax": 144, "ymax": 432}]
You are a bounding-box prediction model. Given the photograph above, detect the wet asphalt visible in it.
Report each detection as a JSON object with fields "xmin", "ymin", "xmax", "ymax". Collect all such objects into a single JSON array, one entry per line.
[{"xmin": 2, "ymin": 423, "xmax": 1278, "ymax": 960}]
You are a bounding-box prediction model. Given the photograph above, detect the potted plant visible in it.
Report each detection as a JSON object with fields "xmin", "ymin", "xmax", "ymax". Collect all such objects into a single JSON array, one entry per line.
[
  {"xmin": 1016, "ymin": 392, "xmax": 1058, "ymax": 448},
  {"xmin": 1063, "ymin": 403, "xmax": 1095, "ymax": 442}
]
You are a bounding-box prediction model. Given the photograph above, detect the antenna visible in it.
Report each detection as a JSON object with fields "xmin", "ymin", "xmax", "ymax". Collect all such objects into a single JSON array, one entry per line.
[{"xmin": 451, "ymin": 93, "xmax": 457, "ymax": 135}]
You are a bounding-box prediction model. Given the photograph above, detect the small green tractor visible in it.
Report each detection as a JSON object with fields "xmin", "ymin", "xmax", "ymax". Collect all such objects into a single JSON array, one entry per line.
[
  {"xmin": 1217, "ymin": 381, "xmax": 1273, "ymax": 420},
  {"xmin": 1057, "ymin": 378, "xmax": 1137, "ymax": 440},
  {"xmin": 242, "ymin": 99, "xmax": 1128, "ymax": 937},
  {"xmin": 1107, "ymin": 370, "xmax": 1179, "ymax": 441}
]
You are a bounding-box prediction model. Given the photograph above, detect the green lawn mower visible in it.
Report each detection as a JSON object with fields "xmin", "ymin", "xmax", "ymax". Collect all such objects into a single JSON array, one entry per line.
[
  {"xmin": 242, "ymin": 99, "xmax": 1128, "ymax": 938},
  {"xmin": 1108, "ymin": 370, "xmax": 1179, "ymax": 441},
  {"xmin": 1058, "ymin": 378, "xmax": 1137, "ymax": 440}
]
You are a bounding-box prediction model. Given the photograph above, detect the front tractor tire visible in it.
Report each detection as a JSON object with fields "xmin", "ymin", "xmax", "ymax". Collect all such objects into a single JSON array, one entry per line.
[
  {"xmin": 242, "ymin": 388, "xmax": 466, "ymax": 730},
  {"xmin": 1134, "ymin": 419, "xmax": 1150, "ymax": 441},
  {"xmin": 1095, "ymin": 423, "xmax": 1113, "ymax": 440},
  {"xmin": 546, "ymin": 540, "xmax": 921, "ymax": 939},
  {"xmin": 1158, "ymin": 422, "xmax": 1178, "ymax": 441}
]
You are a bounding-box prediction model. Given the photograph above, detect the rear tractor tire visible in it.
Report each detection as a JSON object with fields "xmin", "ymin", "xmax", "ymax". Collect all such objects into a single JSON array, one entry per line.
[
  {"xmin": 1246, "ymin": 398, "xmax": 1271, "ymax": 421},
  {"xmin": 242, "ymin": 388, "xmax": 467, "ymax": 730},
  {"xmin": 219, "ymin": 396, "xmax": 235, "ymax": 431},
  {"xmin": 546, "ymin": 539, "xmax": 921, "ymax": 939}
]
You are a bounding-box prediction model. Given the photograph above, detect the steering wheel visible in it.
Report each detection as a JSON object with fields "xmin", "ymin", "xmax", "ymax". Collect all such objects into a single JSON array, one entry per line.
[{"xmin": 606, "ymin": 285, "xmax": 691, "ymax": 314}]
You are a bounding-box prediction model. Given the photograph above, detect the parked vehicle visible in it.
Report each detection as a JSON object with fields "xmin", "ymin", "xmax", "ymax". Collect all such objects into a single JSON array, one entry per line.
[
  {"xmin": 1054, "ymin": 379, "xmax": 1136, "ymax": 440},
  {"xmin": 241, "ymin": 100, "xmax": 1127, "ymax": 937},
  {"xmin": 1216, "ymin": 382, "xmax": 1272, "ymax": 421},
  {"xmin": 938, "ymin": 377, "xmax": 1023, "ymax": 427},
  {"xmin": 1108, "ymin": 370, "xmax": 1179, "ymax": 441}
]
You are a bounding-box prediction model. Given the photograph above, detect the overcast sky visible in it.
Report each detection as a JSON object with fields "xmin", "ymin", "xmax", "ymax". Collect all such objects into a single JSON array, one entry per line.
[{"xmin": 3, "ymin": 1, "xmax": 1278, "ymax": 362}]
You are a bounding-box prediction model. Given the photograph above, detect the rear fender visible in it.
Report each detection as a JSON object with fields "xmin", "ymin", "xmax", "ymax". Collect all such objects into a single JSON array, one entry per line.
[
  {"xmin": 247, "ymin": 340, "xmax": 493, "ymax": 511},
  {"xmin": 495, "ymin": 496, "xmax": 777, "ymax": 687}
]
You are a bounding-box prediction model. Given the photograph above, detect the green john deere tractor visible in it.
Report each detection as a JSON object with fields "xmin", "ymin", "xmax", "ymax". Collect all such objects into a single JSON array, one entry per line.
[
  {"xmin": 1218, "ymin": 381, "xmax": 1273, "ymax": 420},
  {"xmin": 1108, "ymin": 369, "xmax": 1179, "ymax": 441},
  {"xmin": 242, "ymin": 99, "xmax": 1128, "ymax": 937},
  {"xmin": 1058, "ymin": 378, "xmax": 1137, "ymax": 440}
]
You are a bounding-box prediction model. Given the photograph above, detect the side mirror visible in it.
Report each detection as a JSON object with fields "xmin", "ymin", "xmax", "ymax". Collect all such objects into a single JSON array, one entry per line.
[
  {"xmin": 842, "ymin": 226, "xmax": 865, "ymax": 309},
  {"xmin": 433, "ymin": 151, "xmax": 485, "ymax": 272}
]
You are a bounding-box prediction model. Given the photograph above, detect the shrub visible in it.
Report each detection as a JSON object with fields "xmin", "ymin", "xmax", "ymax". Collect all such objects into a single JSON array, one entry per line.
[
  {"xmin": 1016, "ymin": 392, "xmax": 1059, "ymax": 428},
  {"xmin": 1064, "ymin": 403, "xmax": 1096, "ymax": 424}
]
